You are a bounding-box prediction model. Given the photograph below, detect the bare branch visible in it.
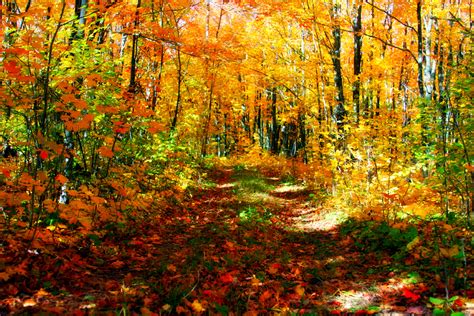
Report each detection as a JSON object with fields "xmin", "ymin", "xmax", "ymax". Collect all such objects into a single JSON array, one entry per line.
[{"xmin": 364, "ymin": 0, "xmax": 417, "ymax": 33}]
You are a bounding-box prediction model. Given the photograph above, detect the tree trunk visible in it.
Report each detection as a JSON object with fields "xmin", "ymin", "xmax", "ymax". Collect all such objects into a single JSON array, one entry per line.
[
  {"xmin": 270, "ymin": 88, "xmax": 280, "ymax": 154},
  {"xmin": 330, "ymin": 2, "xmax": 346, "ymax": 131},
  {"xmin": 352, "ymin": 2, "xmax": 362, "ymax": 124},
  {"xmin": 128, "ymin": 0, "xmax": 141, "ymax": 94}
]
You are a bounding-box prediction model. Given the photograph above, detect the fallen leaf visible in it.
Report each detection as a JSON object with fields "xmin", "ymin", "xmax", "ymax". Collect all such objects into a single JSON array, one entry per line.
[
  {"xmin": 295, "ymin": 284, "xmax": 305, "ymax": 296},
  {"xmin": 110, "ymin": 261, "xmax": 125, "ymax": 269},
  {"xmin": 191, "ymin": 299, "xmax": 205, "ymax": 312},
  {"xmin": 0, "ymin": 272, "xmax": 11, "ymax": 281},
  {"xmin": 268, "ymin": 263, "xmax": 281, "ymax": 274},
  {"xmin": 167, "ymin": 264, "xmax": 177, "ymax": 272},
  {"xmin": 105, "ymin": 280, "xmax": 120, "ymax": 291},
  {"xmin": 220, "ymin": 273, "xmax": 234, "ymax": 284},
  {"xmin": 402, "ymin": 288, "xmax": 420, "ymax": 302},
  {"xmin": 176, "ymin": 306, "xmax": 186, "ymax": 313},
  {"xmin": 250, "ymin": 276, "xmax": 261, "ymax": 287},
  {"xmin": 440, "ymin": 245, "xmax": 459, "ymax": 258},
  {"xmin": 140, "ymin": 307, "xmax": 158, "ymax": 316},
  {"xmin": 259, "ymin": 290, "xmax": 272, "ymax": 304},
  {"xmin": 23, "ymin": 298, "xmax": 36, "ymax": 307},
  {"xmin": 35, "ymin": 288, "xmax": 50, "ymax": 298}
]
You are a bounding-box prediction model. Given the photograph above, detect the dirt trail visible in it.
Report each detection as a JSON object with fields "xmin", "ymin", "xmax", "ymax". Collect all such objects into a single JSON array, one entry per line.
[
  {"xmin": 160, "ymin": 167, "xmax": 412, "ymax": 314},
  {"xmin": 1, "ymin": 167, "xmax": 462, "ymax": 314}
]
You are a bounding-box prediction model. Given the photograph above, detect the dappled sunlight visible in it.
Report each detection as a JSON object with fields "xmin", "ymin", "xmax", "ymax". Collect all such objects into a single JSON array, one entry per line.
[
  {"xmin": 216, "ymin": 182, "xmax": 235, "ymax": 189},
  {"xmin": 272, "ymin": 184, "xmax": 306, "ymax": 194},
  {"xmin": 239, "ymin": 191, "xmax": 288, "ymax": 206},
  {"xmin": 292, "ymin": 208, "xmax": 348, "ymax": 232},
  {"xmin": 325, "ymin": 274, "xmax": 423, "ymax": 313}
]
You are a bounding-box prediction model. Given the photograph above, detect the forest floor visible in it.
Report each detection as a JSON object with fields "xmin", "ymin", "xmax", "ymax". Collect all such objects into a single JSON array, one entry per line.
[{"xmin": 1, "ymin": 165, "xmax": 472, "ymax": 315}]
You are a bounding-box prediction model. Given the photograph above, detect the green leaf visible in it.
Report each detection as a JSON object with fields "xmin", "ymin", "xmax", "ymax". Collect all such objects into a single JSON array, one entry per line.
[
  {"xmin": 450, "ymin": 312, "xmax": 465, "ymax": 316},
  {"xmin": 433, "ymin": 308, "xmax": 445, "ymax": 316},
  {"xmin": 448, "ymin": 296, "xmax": 459, "ymax": 302},
  {"xmin": 430, "ymin": 297, "xmax": 446, "ymax": 305},
  {"xmin": 88, "ymin": 234, "xmax": 102, "ymax": 246}
]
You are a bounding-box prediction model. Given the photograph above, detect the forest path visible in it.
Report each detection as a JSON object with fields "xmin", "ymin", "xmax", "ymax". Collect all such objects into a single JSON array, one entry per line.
[
  {"xmin": 1, "ymin": 166, "xmax": 438, "ymax": 315},
  {"xmin": 145, "ymin": 166, "xmax": 414, "ymax": 314}
]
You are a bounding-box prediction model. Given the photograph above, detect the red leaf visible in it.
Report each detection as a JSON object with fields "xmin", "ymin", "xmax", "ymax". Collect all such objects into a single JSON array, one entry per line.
[
  {"xmin": 382, "ymin": 192, "xmax": 397, "ymax": 200},
  {"xmin": 115, "ymin": 127, "xmax": 128, "ymax": 134},
  {"xmin": 258, "ymin": 290, "xmax": 272, "ymax": 304},
  {"xmin": 452, "ymin": 298, "xmax": 464, "ymax": 308},
  {"xmin": 4, "ymin": 60, "xmax": 21, "ymax": 75},
  {"xmin": 402, "ymin": 288, "xmax": 420, "ymax": 302},
  {"xmin": 55, "ymin": 174, "xmax": 68, "ymax": 185},
  {"xmin": 220, "ymin": 273, "xmax": 234, "ymax": 284},
  {"xmin": 2, "ymin": 168, "xmax": 11, "ymax": 178},
  {"xmin": 39, "ymin": 150, "xmax": 48, "ymax": 160}
]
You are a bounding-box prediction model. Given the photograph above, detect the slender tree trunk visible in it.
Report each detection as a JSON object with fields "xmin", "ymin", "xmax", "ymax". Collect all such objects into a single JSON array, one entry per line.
[
  {"xmin": 270, "ymin": 88, "xmax": 280, "ymax": 154},
  {"xmin": 416, "ymin": 0, "xmax": 425, "ymax": 97},
  {"xmin": 330, "ymin": 2, "xmax": 346, "ymax": 131},
  {"xmin": 352, "ymin": 2, "xmax": 362, "ymax": 124},
  {"xmin": 171, "ymin": 48, "xmax": 182, "ymax": 130},
  {"xmin": 129, "ymin": 0, "xmax": 141, "ymax": 93}
]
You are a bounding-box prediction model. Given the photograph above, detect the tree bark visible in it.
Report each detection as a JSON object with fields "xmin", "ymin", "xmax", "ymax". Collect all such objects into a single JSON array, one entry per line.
[
  {"xmin": 352, "ymin": 2, "xmax": 362, "ymax": 124},
  {"xmin": 330, "ymin": 2, "xmax": 346, "ymax": 130},
  {"xmin": 129, "ymin": 0, "xmax": 141, "ymax": 93}
]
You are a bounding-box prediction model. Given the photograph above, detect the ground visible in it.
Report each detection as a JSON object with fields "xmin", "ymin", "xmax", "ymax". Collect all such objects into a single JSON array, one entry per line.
[{"xmin": 0, "ymin": 166, "xmax": 472, "ymax": 315}]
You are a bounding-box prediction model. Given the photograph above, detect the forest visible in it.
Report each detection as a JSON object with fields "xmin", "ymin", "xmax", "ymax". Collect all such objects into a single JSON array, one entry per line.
[{"xmin": 0, "ymin": 0, "xmax": 472, "ymax": 314}]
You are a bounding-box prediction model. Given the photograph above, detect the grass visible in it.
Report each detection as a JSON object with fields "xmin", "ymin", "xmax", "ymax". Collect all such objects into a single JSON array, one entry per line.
[{"xmin": 232, "ymin": 169, "xmax": 275, "ymax": 194}]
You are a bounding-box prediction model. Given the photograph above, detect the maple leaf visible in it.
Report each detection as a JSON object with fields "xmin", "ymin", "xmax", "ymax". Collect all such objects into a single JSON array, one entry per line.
[
  {"xmin": 2, "ymin": 168, "xmax": 11, "ymax": 178},
  {"xmin": 451, "ymin": 298, "xmax": 464, "ymax": 309},
  {"xmin": 294, "ymin": 284, "xmax": 305, "ymax": 296},
  {"xmin": 0, "ymin": 272, "xmax": 10, "ymax": 281},
  {"xmin": 250, "ymin": 276, "xmax": 261, "ymax": 287},
  {"xmin": 39, "ymin": 150, "xmax": 48, "ymax": 160},
  {"xmin": 402, "ymin": 288, "xmax": 420, "ymax": 302},
  {"xmin": 268, "ymin": 263, "xmax": 282, "ymax": 274},
  {"xmin": 220, "ymin": 273, "xmax": 234, "ymax": 284},
  {"xmin": 465, "ymin": 164, "xmax": 474, "ymax": 172},
  {"xmin": 440, "ymin": 245, "xmax": 460, "ymax": 258},
  {"xmin": 167, "ymin": 264, "xmax": 177, "ymax": 272},
  {"xmin": 258, "ymin": 290, "xmax": 272, "ymax": 304},
  {"xmin": 191, "ymin": 300, "xmax": 205, "ymax": 312},
  {"xmin": 97, "ymin": 146, "xmax": 114, "ymax": 158},
  {"xmin": 202, "ymin": 289, "xmax": 213, "ymax": 296},
  {"xmin": 55, "ymin": 174, "xmax": 68, "ymax": 185},
  {"xmin": 4, "ymin": 60, "xmax": 21, "ymax": 75}
]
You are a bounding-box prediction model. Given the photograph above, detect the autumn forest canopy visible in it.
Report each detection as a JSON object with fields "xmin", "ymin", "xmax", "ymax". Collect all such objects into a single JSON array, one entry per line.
[{"xmin": 0, "ymin": 0, "xmax": 473, "ymax": 314}]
